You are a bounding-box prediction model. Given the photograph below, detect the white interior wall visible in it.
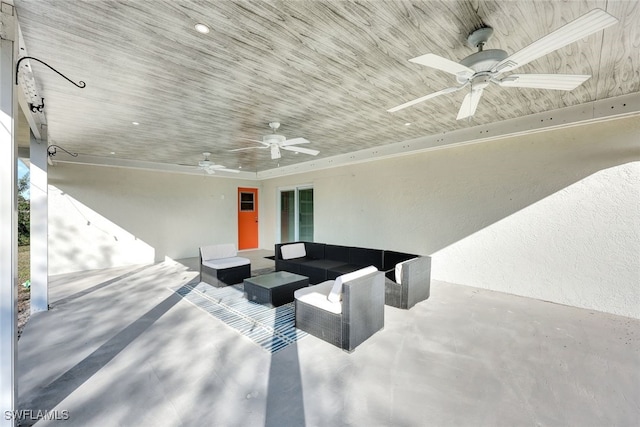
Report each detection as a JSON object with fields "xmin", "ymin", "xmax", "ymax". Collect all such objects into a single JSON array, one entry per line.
[
  {"xmin": 260, "ymin": 117, "xmax": 640, "ymax": 318},
  {"xmin": 48, "ymin": 164, "xmax": 252, "ymax": 275}
]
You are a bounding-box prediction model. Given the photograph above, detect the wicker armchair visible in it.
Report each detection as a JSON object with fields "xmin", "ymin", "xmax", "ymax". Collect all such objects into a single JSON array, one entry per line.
[
  {"xmin": 294, "ymin": 266, "xmax": 384, "ymax": 352},
  {"xmin": 199, "ymin": 244, "xmax": 251, "ymax": 287}
]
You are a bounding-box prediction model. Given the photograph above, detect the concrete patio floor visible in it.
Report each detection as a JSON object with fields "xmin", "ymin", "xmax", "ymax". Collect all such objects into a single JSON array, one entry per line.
[{"xmin": 17, "ymin": 250, "xmax": 640, "ymax": 426}]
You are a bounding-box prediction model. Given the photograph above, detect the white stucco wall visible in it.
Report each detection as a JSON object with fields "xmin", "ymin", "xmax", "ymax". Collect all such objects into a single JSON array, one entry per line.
[
  {"xmin": 433, "ymin": 162, "xmax": 639, "ymax": 316},
  {"xmin": 48, "ymin": 164, "xmax": 255, "ymax": 275},
  {"xmin": 260, "ymin": 117, "xmax": 640, "ymax": 318}
]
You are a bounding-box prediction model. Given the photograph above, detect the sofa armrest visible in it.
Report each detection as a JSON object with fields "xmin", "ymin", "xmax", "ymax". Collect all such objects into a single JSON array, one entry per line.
[
  {"xmin": 397, "ymin": 256, "xmax": 431, "ymax": 309},
  {"xmin": 342, "ymin": 270, "xmax": 385, "ymax": 351}
]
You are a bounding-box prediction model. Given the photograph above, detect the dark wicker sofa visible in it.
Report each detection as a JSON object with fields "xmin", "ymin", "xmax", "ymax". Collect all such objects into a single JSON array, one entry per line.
[{"xmin": 275, "ymin": 241, "xmax": 431, "ymax": 309}]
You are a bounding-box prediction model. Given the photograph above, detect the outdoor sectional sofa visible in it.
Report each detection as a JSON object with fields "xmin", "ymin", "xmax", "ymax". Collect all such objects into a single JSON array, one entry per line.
[{"xmin": 275, "ymin": 241, "xmax": 431, "ymax": 309}]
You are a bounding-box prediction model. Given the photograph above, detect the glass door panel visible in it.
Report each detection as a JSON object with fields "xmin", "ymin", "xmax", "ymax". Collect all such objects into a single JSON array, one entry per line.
[
  {"xmin": 280, "ymin": 190, "xmax": 295, "ymax": 243},
  {"xmin": 298, "ymin": 188, "xmax": 314, "ymax": 241}
]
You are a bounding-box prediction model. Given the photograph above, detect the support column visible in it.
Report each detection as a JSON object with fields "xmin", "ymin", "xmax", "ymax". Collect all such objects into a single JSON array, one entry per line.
[
  {"xmin": 30, "ymin": 126, "xmax": 48, "ymax": 313},
  {"xmin": 0, "ymin": 2, "xmax": 18, "ymax": 427}
]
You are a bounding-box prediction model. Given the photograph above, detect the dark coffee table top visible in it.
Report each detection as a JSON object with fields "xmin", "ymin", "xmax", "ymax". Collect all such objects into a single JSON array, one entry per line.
[{"xmin": 244, "ymin": 271, "xmax": 308, "ymax": 290}]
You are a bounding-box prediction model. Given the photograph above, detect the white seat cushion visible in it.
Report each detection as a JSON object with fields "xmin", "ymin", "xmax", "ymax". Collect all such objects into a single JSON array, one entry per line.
[
  {"xmin": 294, "ymin": 281, "xmax": 342, "ymax": 314},
  {"xmin": 202, "ymin": 256, "xmax": 250, "ymax": 269},
  {"xmin": 327, "ymin": 265, "xmax": 378, "ymax": 303},
  {"xmin": 201, "ymin": 244, "xmax": 237, "ymax": 261},
  {"xmin": 281, "ymin": 243, "xmax": 306, "ymax": 260}
]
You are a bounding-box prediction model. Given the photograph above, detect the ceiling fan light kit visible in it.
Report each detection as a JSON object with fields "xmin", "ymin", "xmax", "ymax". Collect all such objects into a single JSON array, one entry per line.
[
  {"xmin": 388, "ymin": 8, "xmax": 619, "ymax": 120},
  {"xmin": 270, "ymin": 144, "xmax": 281, "ymax": 159}
]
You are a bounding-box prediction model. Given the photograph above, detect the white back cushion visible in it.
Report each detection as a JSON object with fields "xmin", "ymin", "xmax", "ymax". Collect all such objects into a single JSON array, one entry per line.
[
  {"xmin": 281, "ymin": 243, "xmax": 306, "ymax": 260},
  {"xmin": 200, "ymin": 244, "xmax": 237, "ymax": 261},
  {"xmin": 327, "ymin": 265, "xmax": 378, "ymax": 303},
  {"xmin": 395, "ymin": 258, "xmax": 414, "ymax": 283}
]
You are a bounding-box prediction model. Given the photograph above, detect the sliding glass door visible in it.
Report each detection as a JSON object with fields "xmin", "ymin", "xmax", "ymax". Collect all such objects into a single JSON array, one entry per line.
[{"xmin": 279, "ymin": 186, "xmax": 314, "ymax": 243}]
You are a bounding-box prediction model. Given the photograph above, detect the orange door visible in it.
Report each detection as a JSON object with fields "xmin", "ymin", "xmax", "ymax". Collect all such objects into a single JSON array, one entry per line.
[{"xmin": 238, "ymin": 187, "xmax": 259, "ymax": 250}]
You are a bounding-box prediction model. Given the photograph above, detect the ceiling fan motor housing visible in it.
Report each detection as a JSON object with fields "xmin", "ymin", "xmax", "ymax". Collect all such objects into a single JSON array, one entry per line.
[
  {"xmin": 460, "ymin": 49, "xmax": 508, "ymax": 73},
  {"xmin": 263, "ymin": 134, "xmax": 286, "ymax": 144}
]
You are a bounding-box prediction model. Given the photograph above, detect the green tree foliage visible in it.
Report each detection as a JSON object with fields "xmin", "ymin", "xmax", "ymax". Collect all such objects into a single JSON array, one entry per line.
[{"xmin": 18, "ymin": 172, "xmax": 30, "ymax": 246}]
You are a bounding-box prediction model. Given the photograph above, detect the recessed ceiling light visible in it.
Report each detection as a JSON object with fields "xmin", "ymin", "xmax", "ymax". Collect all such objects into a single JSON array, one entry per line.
[
  {"xmin": 238, "ymin": 166, "xmax": 242, "ymax": 169},
  {"xmin": 110, "ymin": 152, "xmax": 116, "ymax": 155},
  {"xmin": 404, "ymin": 122, "xmax": 411, "ymax": 126},
  {"xmin": 132, "ymin": 121, "xmax": 139, "ymax": 125},
  {"xmin": 194, "ymin": 23, "xmax": 210, "ymax": 34}
]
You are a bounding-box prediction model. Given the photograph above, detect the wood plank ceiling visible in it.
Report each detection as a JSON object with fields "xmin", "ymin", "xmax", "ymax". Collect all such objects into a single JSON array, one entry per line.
[{"xmin": 14, "ymin": 0, "xmax": 640, "ymax": 173}]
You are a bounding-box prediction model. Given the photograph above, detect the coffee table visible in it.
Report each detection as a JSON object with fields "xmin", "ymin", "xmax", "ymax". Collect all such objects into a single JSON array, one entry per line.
[{"xmin": 244, "ymin": 271, "xmax": 309, "ymax": 307}]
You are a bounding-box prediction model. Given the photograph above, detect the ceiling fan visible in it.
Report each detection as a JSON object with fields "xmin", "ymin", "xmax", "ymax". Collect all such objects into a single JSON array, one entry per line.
[
  {"xmin": 388, "ymin": 8, "xmax": 618, "ymax": 120},
  {"xmin": 194, "ymin": 152, "xmax": 240, "ymax": 174},
  {"xmin": 230, "ymin": 122, "xmax": 319, "ymax": 160}
]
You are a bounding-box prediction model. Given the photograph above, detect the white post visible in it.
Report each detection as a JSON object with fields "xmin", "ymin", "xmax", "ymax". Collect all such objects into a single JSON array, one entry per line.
[
  {"xmin": 30, "ymin": 125, "xmax": 48, "ymax": 313},
  {"xmin": 0, "ymin": 2, "xmax": 18, "ymax": 426}
]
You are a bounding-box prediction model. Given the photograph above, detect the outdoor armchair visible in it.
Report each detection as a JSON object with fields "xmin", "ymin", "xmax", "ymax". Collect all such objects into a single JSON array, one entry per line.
[
  {"xmin": 199, "ymin": 243, "xmax": 251, "ymax": 287},
  {"xmin": 294, "ymin": 266, "xmax": 384, "ymax": 352}
]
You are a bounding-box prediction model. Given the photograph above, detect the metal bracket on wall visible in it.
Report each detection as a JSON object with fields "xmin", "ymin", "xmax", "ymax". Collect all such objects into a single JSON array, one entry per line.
[
  {"xmin": 15, "ymin": 56, "xmax": 86, "ymax": 88},
  {"xmin": 29, "ymin": 97, "xmax": 44, "ymax": 113},
  {"xmin": 47, "ymin": 144, "xmax": 78, "ymax": 158}
]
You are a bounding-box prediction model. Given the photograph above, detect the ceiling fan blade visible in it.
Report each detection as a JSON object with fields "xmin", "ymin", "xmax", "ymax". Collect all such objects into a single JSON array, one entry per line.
[
  {"xmin": 497, "ymin": 74, "xmax": 590, "ymax": 90},
  {"xmin": 387, "ymin": 85, "xmax": 463, "ymax": 113},
  {"xmin": 409, "ymin": 53, "xmax": 474, "ymax": 76},
  {"xmin": 493, "ymin": 8, "xmax": 618, "ymax": 75},
  {"xmin": 281, "ymin": 146, "xmax": 319, "ymax": 156},
  {"xmin": 205, "ymin": 168, "xmax": 215, "ymax": 175},
  {"xmin": 282, "ymin": 137, "xmax": 310, "ymax": 146},
  {"xmin": 239, "ymin": 137, "xmax": 268, "ymax": 145},
  {"xmin": 228, "ymin": 146, "xmax": 267, "ymax": 152},
  {"xmin": 456, "ymin": 88, "xmax": 484, "ymax": 120},
  {"xmin": 207, "ymin": 164, "xmax": 239, "ymax": 173}
]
